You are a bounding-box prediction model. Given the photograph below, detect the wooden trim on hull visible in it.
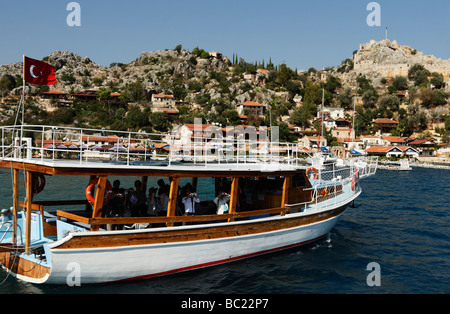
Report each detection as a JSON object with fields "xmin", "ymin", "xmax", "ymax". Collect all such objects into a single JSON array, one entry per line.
[
  {"xmin": 54, "ymin": 205, "xmax": 347, "ymax": 250},
  {"xmin": 0, "ymin": 251, "xmax": 50, "ymax": 282}
]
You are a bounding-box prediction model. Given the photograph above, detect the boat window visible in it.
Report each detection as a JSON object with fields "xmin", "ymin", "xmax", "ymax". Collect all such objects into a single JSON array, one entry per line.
[{"xmin": 292, "ymin": 173, "xmax": 308, "ymax": 188}]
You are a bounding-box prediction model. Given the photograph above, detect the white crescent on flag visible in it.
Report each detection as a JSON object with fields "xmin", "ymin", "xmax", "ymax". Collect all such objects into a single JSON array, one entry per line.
[{"xmin": 30, "ymin": 65, "xmax": 40, "ymax": 78}]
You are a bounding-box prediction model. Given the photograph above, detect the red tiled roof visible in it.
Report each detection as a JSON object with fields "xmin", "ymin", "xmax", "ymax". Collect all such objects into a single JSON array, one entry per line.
[
  {"xmin": 41, "ymin": 90, "xmax": 66, "ymax": 95},
  {"xmin": 153, "ymin": 94, "xmax": 174, "ymax": 98},
  {"xmin": 242, "ymin": 101, "xmax": 264, "ymax": 107},
  {"xmin": 408, "ymin": 139, "xmax": 435, "ymax": 145},
  {"xmin": 184, "ymin": 124, "xmax": 213, "ymax": 131},
  {"xmin": 306, "ymin": 136, "xmax": 325, "ymax": 141},
  {"xmin": 361, "ymin": 135, "xmax": 379, "ymax": 139},
  {"xmin": 156, "ymin": 108, "xmax": 179, "ymax": 114},
  {"xmin": 373, "ymin": 118, "xmax": 398, "ymax": 124},
  {"xmin": 365, "ymin": 146, "xmax": 396, "ymax": 153},
  {"xmin": 382, "ymin": 136, "xmax": 406, "ymax": 143}
]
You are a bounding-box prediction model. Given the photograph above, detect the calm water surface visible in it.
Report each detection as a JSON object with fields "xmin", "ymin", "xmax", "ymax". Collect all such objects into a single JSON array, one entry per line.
[{"xmin": 0, "ymin": 167, "xmax": 448, "ymax": 294}]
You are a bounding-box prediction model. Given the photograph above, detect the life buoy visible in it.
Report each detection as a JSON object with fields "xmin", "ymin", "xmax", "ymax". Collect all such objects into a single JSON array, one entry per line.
[
  {"xmin": 86, "ymin": 178, "xmax": 113, "ymax": 205},
  {"xmin": 306, "ymin": 167, "xmax": 319, "ymax": 180},
  {"xmin": 351, "ymin": 169, "xmax": 359, "ymax": 191},
  {"xmin": 23, "ymin": 173, "xmax": 46, "ymax": 195},
  {"xmin": 33, "ymin": 174, "xmax": 46, "ymax": 194}
]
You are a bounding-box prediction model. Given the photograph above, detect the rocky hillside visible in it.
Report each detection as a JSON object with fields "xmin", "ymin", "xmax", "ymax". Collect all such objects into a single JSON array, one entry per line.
[
  {"xmin": 0, "ymin": 49, "xmax": 274, "ymax": 107},
  {"xmin": 0, "ymin": 41, "xmax": 449, "ymax": 143}
]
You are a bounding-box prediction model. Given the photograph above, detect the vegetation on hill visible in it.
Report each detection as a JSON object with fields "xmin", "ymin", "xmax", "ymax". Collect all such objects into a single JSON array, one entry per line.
[{"xmin": 0, "ymin": 43, "xmax": 449, "ymax": 145}]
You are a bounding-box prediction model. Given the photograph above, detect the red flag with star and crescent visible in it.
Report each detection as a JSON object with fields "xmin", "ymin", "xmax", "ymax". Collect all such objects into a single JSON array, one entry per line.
[{"xmin": 24, "ymin": 56, "xmax": 57, "ymax": 85}]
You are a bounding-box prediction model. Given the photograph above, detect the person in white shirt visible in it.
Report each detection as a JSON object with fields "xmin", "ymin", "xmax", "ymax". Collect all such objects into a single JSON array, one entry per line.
[
  {"xmin": 214, "ymin": 191, "xmax": 230, "ymax": 214},
  {"xmin": 182, "ymin": 188, "xmax": 200, "ymax": 215}
]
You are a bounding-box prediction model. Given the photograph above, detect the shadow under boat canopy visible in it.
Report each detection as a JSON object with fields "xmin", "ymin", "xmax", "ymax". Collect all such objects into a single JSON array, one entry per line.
[{"xmin": 5, "ymin": 159, "xmax": 315, "ymax": 238}]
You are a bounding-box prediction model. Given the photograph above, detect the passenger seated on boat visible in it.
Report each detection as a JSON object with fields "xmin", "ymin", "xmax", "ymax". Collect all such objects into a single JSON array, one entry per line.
[
  {"xmin": 103, "ymin": 192, "xmax": 126, "ymax": 231},
  {"xmin": 125, "ymin": 188, "xmax": 143, "ymax": 217},
  {"xmin": 157, "ymin": 179, "xmax": 170, "ymax": 196},
  {"xmin": 133, "ymin": 180, "xmax": 147, "ymax": 216},
  {"xmin": 182, "ymin": 187, "xmax": 200, "ymax": 215},
  {"xmin": 113, "ymin": 180, "xmax": 124, "ymax": 194},
  {"xmin": 156, "ymin": 186, "xmax": 169, "ymax": 216},
  {"xmin": 147, "ymin": 187, "xmax": 159, "ymax": 216},
  {"xmin": 214, "ymin": 191, "xmax": 230, "ymax": 214}
]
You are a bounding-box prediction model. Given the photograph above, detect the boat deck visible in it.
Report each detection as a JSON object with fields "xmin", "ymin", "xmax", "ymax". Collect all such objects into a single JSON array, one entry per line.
[{"xmin": 0, "ymin": 124, "xmax": 313, "ymax": 176}]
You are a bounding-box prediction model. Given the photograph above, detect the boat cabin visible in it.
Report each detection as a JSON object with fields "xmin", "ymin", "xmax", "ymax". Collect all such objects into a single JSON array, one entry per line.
[{"xmin": 4, "ymin": 161, "xmax": 319, "ymax": 243}]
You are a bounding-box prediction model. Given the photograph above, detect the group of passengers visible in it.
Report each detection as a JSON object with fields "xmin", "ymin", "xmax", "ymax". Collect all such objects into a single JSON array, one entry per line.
[{"xmin": 103, "ymin": 179, "xmax": 230, "ymax": 221}]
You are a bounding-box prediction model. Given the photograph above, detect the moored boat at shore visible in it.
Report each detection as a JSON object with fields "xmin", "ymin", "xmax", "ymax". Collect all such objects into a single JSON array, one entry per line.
[{"xmin": 0, "ymin": 124, "xmax": 377, "ymax": 284}]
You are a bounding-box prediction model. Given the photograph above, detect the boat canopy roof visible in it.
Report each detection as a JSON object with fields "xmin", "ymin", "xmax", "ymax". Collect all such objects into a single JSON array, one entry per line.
[{"xmin": 0, "ymin": 124, "xmax": 306, "ymax": 177}]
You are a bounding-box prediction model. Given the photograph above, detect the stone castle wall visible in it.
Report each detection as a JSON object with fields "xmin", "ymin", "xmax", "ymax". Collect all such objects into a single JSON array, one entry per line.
[{"xmin": 353, "ymin": 40, "xmax": 450, "ymax": 78}]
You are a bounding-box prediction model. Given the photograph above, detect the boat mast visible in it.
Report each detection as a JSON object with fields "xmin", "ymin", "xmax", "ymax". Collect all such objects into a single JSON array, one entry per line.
[
  {"xmin": 25, "ymin": 171, "xmax": 33, "ymax": 254},
  {"xmin": 321, "ymin": 88, "xmax": 324, "ymax": 149},
  {"xmin": 12, "ymin": 169, "xmax": 19, "ymax": 246},
  {"xmin": 350, "ymin": 96, "xmax": 356, "ymax": 158}
]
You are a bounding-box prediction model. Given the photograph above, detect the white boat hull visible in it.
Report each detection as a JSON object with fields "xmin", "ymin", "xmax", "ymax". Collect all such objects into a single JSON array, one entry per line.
[{"xmin": 46, "ymin": 210, "xmax": 345, "ymax": 284}]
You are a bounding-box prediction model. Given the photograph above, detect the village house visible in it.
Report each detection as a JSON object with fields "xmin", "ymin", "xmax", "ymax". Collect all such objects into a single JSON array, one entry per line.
[
  {"xmin": 256, "ymin": 69, "xmax": 269, "ymax": 86},
  {"xmin": 408, "ymin": 138, "xmax": 438, "ymax": 157},
  {"xmin": 332, "ymin": 128, "xmax": 355, "ymax": 141},
  {"xmin": 152, "ymin": 107, "xmax": 179, "ymax": 117},
  {"xmin": 238, "ymin": 101, "xmax": 266, "ymax": 117},
  {"xmin": 168, "ymin": 123, "xmax": 214, "ymax": 147},
  {"xmin": 40, "ymin": 89, "xmax": 67, "ymax": 100},
  {"xmin": 372, "ymin": 118, "xmax": 399, "ymax": 132},
  {"xmin": 365, "ymin": 146, "xmax": 403, "ymax": 158},
  {"xmin": 151, "ymin": 94, "xmax": 175, "ymax": 108},
  {"xmin": 81, "ymin": 135, "xmax": 120, "ymax": 146},
  {"xmin": 316, "ymin": 107, "xmax": 351, "ymax": 129},
  {"xmin": 300, "ymin": 136, "xmax": 327, "ymax": 150},
  {"xmin": 338, "ymin": 138, "xmax": 365, "ymax": 155},
  {"xmin": 40, "ymin": 89, "xmax": 73, "ymax": 108},
  {"xmin": 381, "ymin": 136, "xmax": 407, "ymax": 146},
  {"xmin": 208, "ymin": 51, "xmax": 222, "ymax": 59},
  {"xmin": 360, "ymin": 135, "xmax": 385, "ymax": 148},
  {"xmin": 106, "ymin": 92, "xmax": 122, "ymax": 105},
  {"xmin": 365, "ymin": 146, "xmax": 419, "ymax": 158},
  {"xmin": 317, "ymin": 107, "xmax": 345, "ymax": 120},
  {"xmin": 243, "ymin": 72, "xmax": 257, "ymax": 81},
  {"xmin": 70, "ymin": 89, "xmax": 99, "ymax": 102}
]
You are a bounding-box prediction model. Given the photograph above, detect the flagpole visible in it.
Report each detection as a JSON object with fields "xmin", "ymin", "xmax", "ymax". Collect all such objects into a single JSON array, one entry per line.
[
  {"xmin": 22, "ymin": 54, "xmax": 25, "ymax": 126},
  {"xmin": 19, "ymin": 55, "xmax": 25, "ymax": 157}
]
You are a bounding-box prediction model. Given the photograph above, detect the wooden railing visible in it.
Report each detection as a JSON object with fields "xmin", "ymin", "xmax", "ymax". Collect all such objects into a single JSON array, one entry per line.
[{"xmin": 57, "ymin": 206, "xmax": 291, "ymax": 229}]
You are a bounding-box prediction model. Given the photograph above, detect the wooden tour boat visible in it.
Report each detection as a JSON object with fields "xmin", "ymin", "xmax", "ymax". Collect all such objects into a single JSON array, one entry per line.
[{"xmin": 0, "ymin": 124, "xmax": 377, "ymax": 285}]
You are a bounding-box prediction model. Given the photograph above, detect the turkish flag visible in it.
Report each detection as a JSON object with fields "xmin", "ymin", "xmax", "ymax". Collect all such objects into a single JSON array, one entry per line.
[{"xmin": 24, "ymin": 56, "xmax": 57, "ymax": 85}]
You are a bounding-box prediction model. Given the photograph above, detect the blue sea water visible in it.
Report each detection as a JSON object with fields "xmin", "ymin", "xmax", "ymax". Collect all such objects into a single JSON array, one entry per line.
[{"xmin": 0, "ymin": 167, "xmax": 448, "ymax": 294}]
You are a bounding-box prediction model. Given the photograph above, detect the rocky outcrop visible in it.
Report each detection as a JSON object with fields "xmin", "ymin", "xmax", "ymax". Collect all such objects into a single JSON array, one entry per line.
[{"xmin": 353, "ymin": 39, "xmax": 450, "ymax": 78}]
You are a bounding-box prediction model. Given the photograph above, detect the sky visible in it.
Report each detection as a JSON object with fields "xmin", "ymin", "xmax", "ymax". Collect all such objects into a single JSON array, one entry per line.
[{"xmin": 1, "ymin": 0, "xmax": 449, "ymax": 71}]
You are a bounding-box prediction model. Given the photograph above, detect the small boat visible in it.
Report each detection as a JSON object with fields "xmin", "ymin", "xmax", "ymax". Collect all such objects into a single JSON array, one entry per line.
[{"xmin": 0, "ymin": 124, "xmax": 378, "ymax": 285}]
